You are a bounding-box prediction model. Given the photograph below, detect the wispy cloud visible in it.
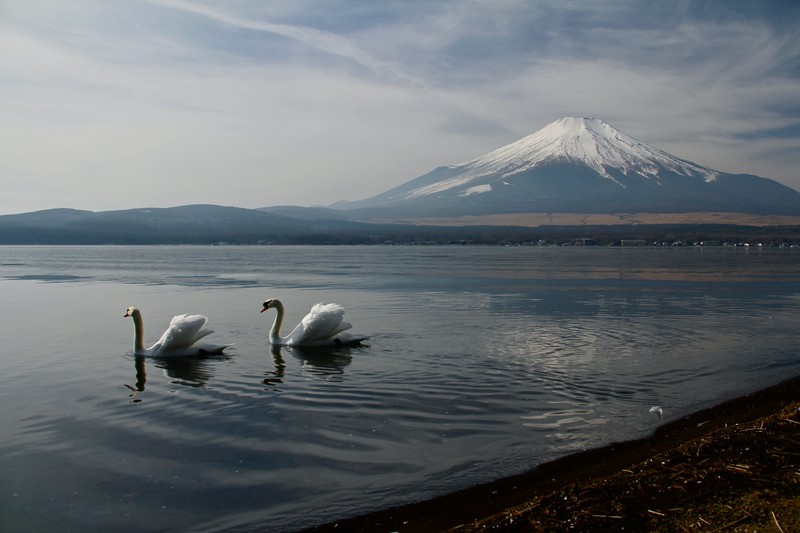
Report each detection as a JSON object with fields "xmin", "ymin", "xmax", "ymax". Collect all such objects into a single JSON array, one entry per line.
[
  {"xmin": 148, "ymin": 0, "xmax": 423, "ymax": 85},
  {"xmin": 0, "ymin": 0, "xmax": 798, "ymax": 213}
]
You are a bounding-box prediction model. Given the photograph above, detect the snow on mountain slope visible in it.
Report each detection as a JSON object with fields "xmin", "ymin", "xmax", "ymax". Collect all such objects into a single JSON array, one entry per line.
[
  {"xmin": 341, "ymin": 116, "xmax": 800, "ymax": 217},
  {"xmin": 405, "ymin": 117, "xmax": 718, "ymax": 199}
]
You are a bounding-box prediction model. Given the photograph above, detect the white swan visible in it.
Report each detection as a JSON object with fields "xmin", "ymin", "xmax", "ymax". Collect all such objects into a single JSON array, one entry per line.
[
  {"xmin": 124, "ymin": 306, "xmax": 231, "ymax": 357},
  {"xmin": 260, "ymin": 298, "xmax": 369, "ymax": 347}
]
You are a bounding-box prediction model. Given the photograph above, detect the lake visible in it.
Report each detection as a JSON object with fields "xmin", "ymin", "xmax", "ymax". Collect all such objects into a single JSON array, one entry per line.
[{"xmin": 2, "ymin": 245, "xmax": 799, "ymax": 532}]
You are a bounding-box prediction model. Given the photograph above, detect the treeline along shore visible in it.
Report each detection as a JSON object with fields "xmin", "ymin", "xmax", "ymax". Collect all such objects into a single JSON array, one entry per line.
[{"xmin": 3, "ymin": 221, "xmax": 800, "ymax": 247}]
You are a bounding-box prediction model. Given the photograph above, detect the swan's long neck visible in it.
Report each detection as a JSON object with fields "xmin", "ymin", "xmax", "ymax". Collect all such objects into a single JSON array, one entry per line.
[
  {"xmin": 131, "ymin": 310, "xmax": 146, "ymax": 354},
  {"xmin": 268, "ymin": 300, "xmax": 286, "ymax": 345}
]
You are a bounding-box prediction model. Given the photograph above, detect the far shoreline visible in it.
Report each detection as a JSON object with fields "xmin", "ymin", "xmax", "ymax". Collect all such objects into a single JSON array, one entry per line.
[{"xmin": 304, "ymin": 373, "xmax": 800, "ymax": 532}]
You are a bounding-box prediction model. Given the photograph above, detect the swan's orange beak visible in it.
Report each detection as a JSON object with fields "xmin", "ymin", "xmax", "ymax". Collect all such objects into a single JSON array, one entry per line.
[
  {"xmin": 260, "ymin": 305, "xmax": 268, "ymax": 313},
  {"xmin": 124, "ymin": 311, "xmax": 130, "ymax": 317}
]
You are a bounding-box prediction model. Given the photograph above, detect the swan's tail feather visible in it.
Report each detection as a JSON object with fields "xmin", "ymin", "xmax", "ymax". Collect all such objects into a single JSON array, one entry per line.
[
  {"xmin": 198, "ymin": 343, "xmax": 234, "ymax": 355},
  {"xmin": 335, "ymin": 333, "xmax": 370, "ymax": 346}
]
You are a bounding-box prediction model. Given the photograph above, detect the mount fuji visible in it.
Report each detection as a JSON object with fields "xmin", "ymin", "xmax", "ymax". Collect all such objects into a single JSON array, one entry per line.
[{"xmin": 341, "ymin": 117, "xmax": 800, "ymax": 218}]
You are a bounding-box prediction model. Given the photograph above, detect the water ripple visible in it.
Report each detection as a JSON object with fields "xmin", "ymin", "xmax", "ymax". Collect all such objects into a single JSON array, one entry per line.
[{"xmin": 3, "ymin": 246, "xmax": 800, "ymax": 532}]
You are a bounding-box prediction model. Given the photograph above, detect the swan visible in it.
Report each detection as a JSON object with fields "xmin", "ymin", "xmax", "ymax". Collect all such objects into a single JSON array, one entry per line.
[
  {"xmin": 260, "ymin": 298, "xmax": 369, "ymax": 347},
  {"xmin": 124, "ymin": 306, "xmax": 231, "ymax": 357}
]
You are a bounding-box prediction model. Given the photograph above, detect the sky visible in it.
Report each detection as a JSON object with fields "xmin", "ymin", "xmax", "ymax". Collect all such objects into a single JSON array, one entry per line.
[{"xmin": 1, "ymin": 0, "xmax": 799, "ymax": 215}]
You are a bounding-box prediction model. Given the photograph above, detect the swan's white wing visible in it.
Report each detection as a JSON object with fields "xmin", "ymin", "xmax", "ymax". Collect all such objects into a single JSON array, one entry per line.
[
  {"xmin": 286, "ymin": 303, "xmax": 352, "ymax": 346},
  {"xmin": 150, "ymin": 314, "xmax": 214, "ymax": 355}
]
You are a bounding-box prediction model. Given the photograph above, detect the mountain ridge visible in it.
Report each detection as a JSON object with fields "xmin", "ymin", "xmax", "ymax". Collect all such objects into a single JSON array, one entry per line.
[
  {"xmin": 3, "ymin": 117, "xmax": 800, "ymax": 243},
  {"xmin": 0, "ymin": 204, "xmax": 377, "ymax": 245},
  {"xmin": 341, "ymin": 117, "xmax": 800, "ymax": 217},
  {"xmin": 411, "ymin": 117, "xmax": 719, "ymax": 198}
]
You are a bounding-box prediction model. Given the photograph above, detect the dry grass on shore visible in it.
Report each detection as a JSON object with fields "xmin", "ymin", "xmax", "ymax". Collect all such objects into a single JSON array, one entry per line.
[
  {"xmin": 454, "ymin": 402, "xmax": 800, "ymax": 532},
  {"xmin": 381, "ymin": 212, "xmax": 800, "ymax": 228}
]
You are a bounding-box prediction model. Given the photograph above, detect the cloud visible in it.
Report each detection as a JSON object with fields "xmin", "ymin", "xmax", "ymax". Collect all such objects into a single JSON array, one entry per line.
[
  {"xmin": 0, "ymin": 26, "xmax": 444, "ymax": 209},
  {"xmin": 148, "ymin": 0, "xmax": 423, "ymax": 86},
  {"xmin": 0, "ymin": 0, "xmax": 798, "ymax": 214}
]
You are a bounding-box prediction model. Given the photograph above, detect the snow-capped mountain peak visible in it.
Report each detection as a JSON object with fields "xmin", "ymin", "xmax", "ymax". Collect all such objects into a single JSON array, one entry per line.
[
  {"xmin": 472, "ymin": 117, "xmax": 717, "ymax": 180},
  {"xmin": 406, "ymin": 117, "xmax": 718, "ymax": 199},
  {"xmin": 343, "ymin": 116, "xmax": 800, "ymax": 217}
]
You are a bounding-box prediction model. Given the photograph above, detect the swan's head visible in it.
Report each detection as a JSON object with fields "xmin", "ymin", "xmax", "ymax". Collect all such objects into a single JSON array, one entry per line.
[
  {"xmin": 124, "ymin": 306, "xmax": 140, "ymax": 318},
  {"xmin": 260, "ymin": 299, "xmax": 276, "ymax": 313}
]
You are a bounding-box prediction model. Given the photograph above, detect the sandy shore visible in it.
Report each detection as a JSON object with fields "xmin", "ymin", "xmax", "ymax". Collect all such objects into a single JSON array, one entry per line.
[{"xmin": 305, "ymin": 375, "xmax": 800, "ymax": 532}]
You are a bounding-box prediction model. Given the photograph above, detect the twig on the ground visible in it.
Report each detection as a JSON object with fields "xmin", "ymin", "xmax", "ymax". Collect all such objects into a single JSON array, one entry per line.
[
  {"xmin": 707, "ymin": 513, "xmax": 749, "ymax": 532},
  {"xmin": 771, "ymin": 510, "xmax": 785, "ymax": 533}
]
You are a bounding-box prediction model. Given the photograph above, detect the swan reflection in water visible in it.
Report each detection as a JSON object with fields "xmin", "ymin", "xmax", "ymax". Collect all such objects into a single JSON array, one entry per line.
[
  {"xmin": 125, "ymin": 354, "xmax": 231, "ymax": 399},
  {"xmin": 263, "ymin": 348, "xmax": 286, "ymax": 390},
  {"xmin": 125, "ymin": 357, "xmax": 148, "ymax": 401},
  {"xmin": 268, "ymin": 344, "xmax": 361, "ymax": 381},
  {"xmin": 124, "ymin": 344, "xmax": 365, "ymax": 398}
]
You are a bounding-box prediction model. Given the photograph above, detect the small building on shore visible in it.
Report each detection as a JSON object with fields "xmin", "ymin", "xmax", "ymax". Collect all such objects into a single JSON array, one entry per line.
[{"xmin": 621, "ymin": 239, "xmax": 646, "ymax": 246}]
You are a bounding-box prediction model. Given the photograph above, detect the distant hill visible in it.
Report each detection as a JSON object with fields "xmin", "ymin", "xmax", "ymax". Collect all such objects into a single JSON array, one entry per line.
[
  {"xmin": 2, "ymin": 204, "xmax": 800, "ymax": 245},
  {"xmin": 339, "ymin": 117, "xmax": 800, "ymax": 218},
  {"xmin": 0, "ymin": 204, "xmax": 374, "ymax": 244},
  {"xmin": 258, "ymin": 205, "xmax": 354, "ymax": 221}
]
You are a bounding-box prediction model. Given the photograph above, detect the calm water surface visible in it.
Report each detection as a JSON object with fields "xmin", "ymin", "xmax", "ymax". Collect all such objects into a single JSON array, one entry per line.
[{"xmin": 1, "ymin": 245, "xmax": 799, "ymax": 531}]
